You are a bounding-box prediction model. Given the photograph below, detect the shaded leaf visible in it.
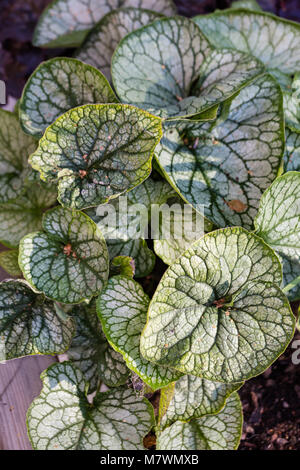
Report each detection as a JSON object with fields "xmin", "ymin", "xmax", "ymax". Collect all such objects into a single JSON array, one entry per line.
[
  {"xmin": 156, "ymin": 392, "xmax": 243, "ymax": 450},
  {"xmin": 0, "ymin": 280, "xmax": 74, "ymax": 360},
  {"xmin": 97, "ymin": 275, "xmax": 182, "ymax": 391},
  {"xmin": 255, "ymin": 171, "xmax": 300, "ymax": 300},
  {"xmin": 140, "ymin": 227, "xmax": 295, "ymax": 383},
  {"xmin": 27, "ymin": 362, "xmax": 155, "ymax": 450},
  {"xmin": 283, "ymin": 73, "xmax": 300, "ymax": 132},
  {"xmin": 230, "ymin": 0, "xmax": 262, "ymax": 11},
  {"xmin": 19, "ymin": 206, "xmax": 109, "ymax": 304},
  {"xmin": 0, "ymin": 249, "xmax": 22, "ymax": 276},
  {"xmin": 33, "ymin": 0, "xmax": 176, "ymax": 48},
  {"xmin": 29, "ymin": 104, "xmax": 162, "ymax": 209},
  {"xmin": 20, "ymin": 57, "xmax": 118, "ymax": 138},
  {"xmin": 156, "ymin": 74, "xmax": 284, "ymax": 229},
  {"xmin": 75, "ymin": 7, "xmax": 163, "ymax": 82},
  {"xmin": 67, "ymin": 301, "xmax": 129, "ymax": 392}
]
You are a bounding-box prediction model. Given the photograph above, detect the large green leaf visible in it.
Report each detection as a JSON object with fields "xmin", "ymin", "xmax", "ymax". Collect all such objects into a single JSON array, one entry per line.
[
  {"xmin": 140, "ymin": 227, "xmax": 295, "ymax": 383},
  {"xmin": 0, "ymin": 182, "xmax": 57, "ymax": 249},
  {"xmin": 0, "ymin": 280, "xmax": 74, "ymax": 360},
  {"xmin": 20, "ymin": 58, "xmax": 118, "ymax": 139},
  {"xmin": 0, "ymin": 249, "xmax": 22, "ymax": 277},
  {"xmin": 193, "ymin": 9, "xmax": 300, "ymax": 87},
  {"xmin": 156, "ymin": 74, "xmax": 284, "ymax": 229},
  {"xmin": 157, "ymin": 392, "xmax": 243, "ymax": 450},
  {"xmin": 67, "ymin": 301, "xmax": 129, "ymax": 392},
  {"xmin": 97, "ymin": 275, "xmax": 182, "ymax": 390},
  {"xmin": 0, "ymin": 109, "xmax": 37, "ymax": 204},
  {"xmin": 33, "ymin": 0, "xmax": 176, "ymax": 48},
  {"xmin": 19, "ymin": 206, "xmax": 109, "ymax": 304},
  {"xmin": 159, "ymin": 375, "xmax": 242, "ymax": 429},
  {"xmin": 27, "ymin": 362, "xmax": 155, "ymax": 450},
  {"xmin": 75, "ymin": 7, "xmax": 163, "ymax": 82},
  {"xmin": 284, "ymin": 127, "xmax": 300, "ymax": 172},
  {"xmin": 29, "ymin": 104, "xmax": 162, "ymax": 210},
  {"xmin": 283, "ymin": 73, "xmax": 300, "ymax": 132},
  {"xmin": 255, "ymin": 171, "xmax": 300, "ymax": 301},
  {"xmin": 112, "ymin": 17, "xmax": 265, "ymax": 120}
]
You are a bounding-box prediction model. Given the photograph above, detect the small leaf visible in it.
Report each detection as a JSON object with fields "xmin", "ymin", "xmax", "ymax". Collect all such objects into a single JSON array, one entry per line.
[
  {"xmin": 20, "ymin": 58, "xmax": 118, "ymax": 138},
  {"xmin": 33, "ymin": 0, "xmax": 176, "ymax": 48},
  {"xmin": 19, "ymin": 206, "xmax": 109, "ymax": 304},
  {"xmin": 0, "ymin": 182, "xmax": 57, "ymax": 249},
  {"xmin": 68, "ymin": 301, "xmax": 129, "ymax": 392},
  {"xmin": 111, "ymin": 255, "xmax": 135, "ymax": 277},
  {"xmin": 255, "ymin": 171, "xmax": 300, "ymax": 301},
  {"xmin": 0, "ymin": 249, "xmax": 22, "ymax": 276},
  {"xmin": 156, "ymin": 392, "xmax": 243, "ymax": 450},
  {"xmin": 112, "ymin": 17, "xmax": 264, "ymax": 120},
  {"xmin": 230, "ymin": 0, "xmax": 262, "ymax": 11},
  {"xmin": 0, "ymin": 109, "xmax": 37, "ymax": 204},
  {"xmin": 97, "ymin": 275, "xmax": 182, "ymax": 391},
  {"xmin": 0, "ymin": 280, "xmax": 75, "ymax": 360},
  {"xmin": 29, "ymin": 104, "xmax": 162, "ymax": 210},
  {"xmin": 141, "ymin": 227, "xmax": 295, "ymax": 383},
  {"xmin": 156, "ymin": 74, "xmax": 284, "ymax": 229},
  {"xmin": 27, "ymin": 362, "xmax": 155, "ymax": 450},
  {"xmin": 284, "ymin": 127, "xmax": 300, "ymax": 172},
  {"xmin": 193, "ymin": 9, "xmax": 300, "ymax": 87},
  {"xmin": 160, "ymin": 375, "xmax": 243, "ymax": 430},
  {"xmin": 75, "ymin": 7, "xmax": 163, "ymax": 82}
]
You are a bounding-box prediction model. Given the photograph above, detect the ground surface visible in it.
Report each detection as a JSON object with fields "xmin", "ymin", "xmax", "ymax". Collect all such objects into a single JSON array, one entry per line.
[{"xmin": 0, "ymin": 0, "xmax": 299, "ymax": 451}]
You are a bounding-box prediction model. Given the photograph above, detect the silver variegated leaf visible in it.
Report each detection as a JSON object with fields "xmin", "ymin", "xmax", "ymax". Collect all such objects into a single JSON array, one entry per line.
[{"xmin": 284, "ymin": 127, "xmax": 300, "ymax": 172}]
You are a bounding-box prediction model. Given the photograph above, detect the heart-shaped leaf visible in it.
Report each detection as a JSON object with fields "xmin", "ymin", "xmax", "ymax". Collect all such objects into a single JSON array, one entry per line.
[
  {"xmin": 0, "ymin": 249, "xmax": 22, "ymax": 277},
  {"xmin": 29, "ymin": 104, "xmax": 162, "ymax": 209},
  {"xmin": 255, "ymin": 171, "xmax": 300, "ymax": 301},
  {"xmin": 27, "ymin": 362, "xmax": 155, "ymax": 450},
  {"xmin": 157, "ymin": 392, "xmax": 243, "ymax": 450},
  {"xmin": 0, "ymin": 109, "xmax": 37, "ymax": 204},
  {"xmin": 156, "ymin": 74, "xmax": 284, "ymax": 229},
  {"xmin": 19, "ymin": 206, "xmax": 109, "ymax": 304},
  {"xmin": 75, "ymin": 7, "xmax": 163, "ymax": 82},
  {"xmin": 0, "ymin": 182, "xmax": 57, "ymax": 249},
  {"xmin": 112, "ymin": 17, "xmax": 264, "ymax": 120},
  {"xmin": 159, "ymin": 375, "xmax": 243, "ymax": 430},
  {"xmin": 0, "ymin": 280, "xmax": 75, "ymax": 361},
  {"xmin": 67, "ymin": 301, "xmax": 129, "ymax": 392},
  {"xmin": 141, "ymin": 227, "xmax": 295, "ymax": 383},
  {"xmin": 284, "ymin": 128, "xmax": 300, "ymax": 172},
  {"xmin": 20, "ymin": 58, "xmax": 118, "ymax": 139},
  {"xmin": 33, "ymin": 0, "xmax": 176, "ymax": 48},
  {"xmin": 97, "ymin": 275, "xmax": 182, "ymax": 390},
  {"xmin": 193, "ymin": 9, "xmax": 300, "ymax": 88},
  {"xmin": 283, "ymin": 73, "xmax": 300, "ymax": 132}
]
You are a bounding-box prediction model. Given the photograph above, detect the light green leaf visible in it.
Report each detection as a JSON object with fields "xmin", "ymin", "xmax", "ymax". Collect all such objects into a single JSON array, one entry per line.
[
  {"xmin": 67, "ymin": 301, "xmax": 129, "ymax": 392},
  {"xmin": 112, "ymin": 17, "xmax": 265, "ymax": 120},
  {"xmin": 27, "ymin": 362, "xmax": 155, "ymax": 450},
  {"xmin": 19, "ymin": 206, "xmax": 109, "ymax": 304},
  {"xmin": 284, "ymin": 127, "xmax": 300, "ymax": 172},
  {"xmin": 29, "ymin": 104, "xmax": 162, "ymax": 210},
  {"xmin": 283, "ymin": 73, "xmax": 300, "ymax": 132},
  {"xmin": 33, "ymin": 0, "xmax": 176, "ymax": 48},
  {"xmin": 97, "ymin": 275, "xmax": 182, "ymax": 391},
  {"xmin": 141, "ymin": 227, "xmax": 295, "ymax": 383},
  {"xmin": 107, "ymin": 239, "xmax": 155, "ymax": 278},
  {"xmin": 0, "ymin": 109, "xmax": 37, "ymax": 204},
  {"xmin": 111, "ymin": 255, "xmax": 135, "ymax": 277},
  {"xmin": 255, "ymin": 171, "xmax": 300, "ymax": 301},
  {"xmin": 75, "ymin": 7, "xmax": 163, "ymax": 82},
  {"xmin": 0, "ymin": 182, "xmax": 58, "ymax": 249},
  {"xmin": 157, "ymin": 392, "xmax": 243, "ymax": 450},
  {"xmin": 0, "ymin": 249, "xmax": 22, "ymax": 276},
  {"xmin": 156, "ymin": 74, "xmax": 284, "ymax": 229},
  {"xmin": 230, "ymin": 0, "xmax": 262, "ymax": 11},
  {"xmin": 160, "ymin": 375, "xmax": 243, "ymax": 429},
  {"xmin": 193, "ymin": 9, "xmax": 300, "ymax": 86},
  {"xmin": 20, "ymin": 58, "xmax": 118, "ymax": 139},
  {"xmin": 0, "ymin": 280, "xmax": 75, "ymax": 360}
]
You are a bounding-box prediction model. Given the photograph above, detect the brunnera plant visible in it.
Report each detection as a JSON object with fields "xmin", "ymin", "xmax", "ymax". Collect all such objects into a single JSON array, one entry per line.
[{"xmin": 0, "ymin": 0, "xmax": 299, "ymax": 451}]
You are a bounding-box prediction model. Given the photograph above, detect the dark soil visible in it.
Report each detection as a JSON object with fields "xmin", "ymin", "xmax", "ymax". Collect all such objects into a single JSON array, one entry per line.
[{"xmin": 0, "ymin": 0, "xmax": 299, "ymax": 451}]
